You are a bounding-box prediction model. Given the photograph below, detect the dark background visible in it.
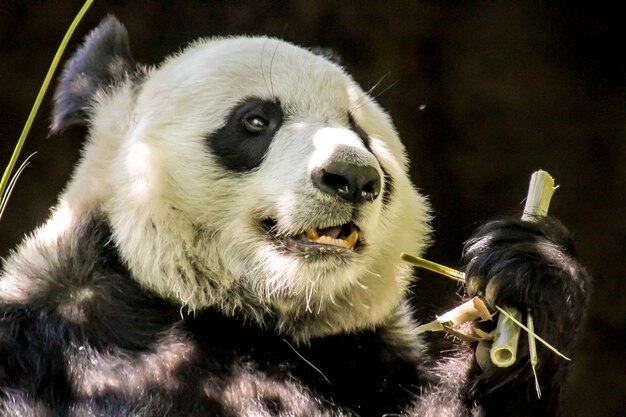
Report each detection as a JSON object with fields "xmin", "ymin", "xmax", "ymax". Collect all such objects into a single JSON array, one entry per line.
[{"xmin": 0, "ymin": 1, "xmax": 624, "ymax": 415}]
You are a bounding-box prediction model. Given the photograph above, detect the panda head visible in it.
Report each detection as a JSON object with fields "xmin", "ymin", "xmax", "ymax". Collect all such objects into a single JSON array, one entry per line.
[{"xmin": 51, "ymin": 16, "xmax": 431, "ymax": 340}]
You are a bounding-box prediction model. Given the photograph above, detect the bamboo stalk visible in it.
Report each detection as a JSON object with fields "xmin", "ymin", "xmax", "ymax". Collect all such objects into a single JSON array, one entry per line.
[
  {"xmin": 404, "ymin": 171, "xmax": 566, "ymax": 379},
  {"xmin": 400, "ymin": 253, "xmax": 466, "ymax": 283},
  {"xmin": 521, "ymin": 170, "xmax": 557, "ymax": 222},
  {"xmin": 415, "ymin": 296, "xmax": 490, "ymax": 335},
  {"xmin": 490, "ymin": 170, "xmax": 556, "ymax": 367},
  {"xmin": 495, "ymin": 305, "xmax": 571, "ymax": 361},
  {"xmin": 490, "ymin": 307, "xmax": 522, "ymax": 367}
]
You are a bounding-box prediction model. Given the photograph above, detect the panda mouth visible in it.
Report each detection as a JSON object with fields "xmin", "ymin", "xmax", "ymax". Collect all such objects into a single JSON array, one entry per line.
[{"xmin": 262, "ymin": 219, "xmax": 360, "ymax": 250}]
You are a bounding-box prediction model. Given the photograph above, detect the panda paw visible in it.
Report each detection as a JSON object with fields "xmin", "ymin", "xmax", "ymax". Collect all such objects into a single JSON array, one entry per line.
[{"xmin": 462, "ymin": 217, "xmax": 590, "ymax": 376}]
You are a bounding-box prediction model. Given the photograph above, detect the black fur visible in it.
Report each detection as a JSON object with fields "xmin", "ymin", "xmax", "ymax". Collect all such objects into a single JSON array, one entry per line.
[
  {"xmin": 460, "ymin": 217, "xmax": 591, "ymax": 415},
  {"xmin": 0, "ymin": 216, "xmax": 427, "ymax": 417},
  {"xmin": 381, "ymin": 168, "xmax": 395, "ymax": 206},
  {"xmin": 348, "ymin": 113, "xmax": 373, "ymax": 154},
  {"xmin": 207, "ymin": 97, "xmax": 284, "ymax": 172},
  {"xmin": 51, "ymin": 15, "xmax": 136, "ymax": 133},
  {"xmin": 0, "ymin": 216, "xmax": 590, "ymax": 417}
]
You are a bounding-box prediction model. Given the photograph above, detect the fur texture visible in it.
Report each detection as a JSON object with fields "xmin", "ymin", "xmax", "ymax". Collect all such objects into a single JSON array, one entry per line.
[{"xmin": 0, "ymin": 16, "xmax": 590, "ymax": 416}]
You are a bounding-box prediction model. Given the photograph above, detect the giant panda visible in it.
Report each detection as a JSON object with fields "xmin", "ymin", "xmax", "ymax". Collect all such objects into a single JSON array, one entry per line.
[{"xmin": 0, "ymin": 16, "xmax": 590, "ymax": 417}]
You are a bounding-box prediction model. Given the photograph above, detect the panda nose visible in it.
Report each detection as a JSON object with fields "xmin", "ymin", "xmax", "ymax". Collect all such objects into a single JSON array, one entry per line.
[{"xmin": 312, "ymin": 161, "xmax": 381, "ymax": 204}]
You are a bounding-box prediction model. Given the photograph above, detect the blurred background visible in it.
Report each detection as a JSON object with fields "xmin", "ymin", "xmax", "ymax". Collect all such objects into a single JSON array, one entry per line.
[{"xmin": 0, "ymin": 1, "xmax": 624, "ymax": 415}]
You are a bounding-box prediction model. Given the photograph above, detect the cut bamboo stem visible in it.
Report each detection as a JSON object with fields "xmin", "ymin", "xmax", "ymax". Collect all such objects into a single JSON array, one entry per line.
[
  {"xmin": 495, "ymin": 305, "xmax": 571, "ymax": 361},
  {"xmin": 404, "ymin": 171, "xmax": 566, "ymax": 379},
  {"xmin": 415, "ymin": 296, "xmax": 490, "ymax": 334},
  {"xmin": 401, "ymin": 253, "xmax": 466, "ymax": 283},
  {"xmin": 521, "ymin": 170, "xmax": 557, "ymax": 222},
  {"xmin": 437, "ymin": 296, "xmax": 491, "ymax": 324},
  {"xmin": 491, "ymin": 307, "xmax": 522, "ymax": 367},
  {"xmin": 490, "ymin": 170, "xmax": 556, "ymax": 367}
]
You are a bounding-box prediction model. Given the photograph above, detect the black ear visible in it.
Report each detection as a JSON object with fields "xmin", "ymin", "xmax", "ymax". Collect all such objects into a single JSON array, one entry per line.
[
  {"xmin": 309, "ymin": 47, "xmax": 343, "ymax": 66},
  {"xmin": 51, "ymin": 15, "xmax": 135, "ymax": 134}
]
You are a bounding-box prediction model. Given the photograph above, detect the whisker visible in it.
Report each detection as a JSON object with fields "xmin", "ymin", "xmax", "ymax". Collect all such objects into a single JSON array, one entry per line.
[
  {"xmin": 366, "ymin": 72, "xmax": 391, "ymax": 96},
  {"xmin": 268, "ymin": 39, "xmax": 281, "ymax": 98},
  {"xmin": 370, "ymin": 79, "xmax": 399, "ymax": 102},
  {"xmin": 353, "ymin": 77, "xmax": 399, "ymax": 113},
  {"xmin": 350, "ymin": 72, "xmax": 391, "ymax": 113},
  {"xmin": 260, "ymin": 39, "xmax": 272, "ymax": 98}
]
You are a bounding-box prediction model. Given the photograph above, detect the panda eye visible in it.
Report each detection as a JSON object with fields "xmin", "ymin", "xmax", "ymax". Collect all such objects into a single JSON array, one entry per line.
[
  {"xmin": 207, "ymin": 97, "xmax": 284, "ymax": 172},
  {"xmin": 242, "ymin": 114, "xmax": 269, "ymax": 133}
]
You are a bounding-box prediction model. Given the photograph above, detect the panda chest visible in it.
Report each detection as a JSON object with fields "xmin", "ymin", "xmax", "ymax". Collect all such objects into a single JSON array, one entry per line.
[{"xmin": 66, "ymin": 313, "xmax": 337, "ymax": 414}]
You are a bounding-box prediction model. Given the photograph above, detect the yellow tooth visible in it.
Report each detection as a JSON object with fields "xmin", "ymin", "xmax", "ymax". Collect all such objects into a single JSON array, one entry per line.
[
  {"xmin": 317, "ymin": 236, "xmax": 347, "ymax": 248},
  {"xmin": 345, "ymin": 230, "xmax": 359, "ymax": 248},
  {"xmin": 306, "ymin": 228, "xmax": 319, "ymax": 240}
]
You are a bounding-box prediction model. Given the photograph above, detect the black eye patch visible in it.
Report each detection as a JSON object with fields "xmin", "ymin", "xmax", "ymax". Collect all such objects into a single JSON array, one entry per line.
[
  {"xmin": 348, "ymin": 113, "xmax": 373, "ymax": 154},
  {"xmin": 207, "ymin": 97, "xmax": 284, "ymax": 172}
]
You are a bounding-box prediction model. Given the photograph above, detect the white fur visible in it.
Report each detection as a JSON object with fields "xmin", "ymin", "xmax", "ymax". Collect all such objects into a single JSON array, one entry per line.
[{"xmin": 34, "ymin": 37, "xmax": 432, "ymax": 340}]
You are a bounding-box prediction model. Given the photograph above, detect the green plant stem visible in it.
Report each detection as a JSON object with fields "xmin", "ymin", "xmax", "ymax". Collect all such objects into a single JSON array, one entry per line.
[{"xmin": 0, "ymin": 0, "xmax": 94, "ymax": 211}]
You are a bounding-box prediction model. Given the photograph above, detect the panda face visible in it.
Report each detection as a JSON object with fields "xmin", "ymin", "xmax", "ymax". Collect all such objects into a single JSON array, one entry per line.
[{"xmin": 64, "ymin": 35, "xmax": 431, "ymax": 339}]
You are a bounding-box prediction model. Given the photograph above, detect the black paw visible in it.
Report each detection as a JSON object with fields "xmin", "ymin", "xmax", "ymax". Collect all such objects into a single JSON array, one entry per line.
[{"xmin": 462, "ymin": 217, "xmax": 590, "ymax": 356}]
